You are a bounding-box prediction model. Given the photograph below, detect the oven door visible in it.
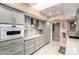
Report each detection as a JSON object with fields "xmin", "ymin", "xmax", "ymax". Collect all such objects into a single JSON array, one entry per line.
[{"xmin": 7, "ymin": 31, "xmax": 21, "ymax": 35}]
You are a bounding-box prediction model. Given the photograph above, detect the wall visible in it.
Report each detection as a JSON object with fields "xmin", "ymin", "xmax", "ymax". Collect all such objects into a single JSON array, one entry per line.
[
  {"xmin": 25, "ymin": 16, "xmax": 40, "ymax": 37},
  {"xmin": 60, "ymin": 20, "xmax": 68, "ymax": 47},
  {"xmin": 13, "ymin": 3, "xmax": 47, "ymax": 20},
  {"xmin": 45, "ymin": 21, "xmax": 52, "ymax": 43},
  {"xmin": 48, "ymin": 14, "xmax": 68, "ymax": 47}
]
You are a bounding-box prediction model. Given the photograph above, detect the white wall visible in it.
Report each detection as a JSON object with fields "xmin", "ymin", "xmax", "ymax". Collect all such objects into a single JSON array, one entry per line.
[{"xmin": 60, "ymin": 20, "xmax": 68, "ymax": 47}]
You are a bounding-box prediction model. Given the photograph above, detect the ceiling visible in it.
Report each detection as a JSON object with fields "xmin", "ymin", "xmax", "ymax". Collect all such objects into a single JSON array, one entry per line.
[
  {"xmin": 27, "ymin": 3, "xmax": 79, "ymax": 19},
  {"xmin": 41, "ymin": 3, "xmax": 79, "ymax": 18},
  {"xmin": 41, "ymin": 4, "xmax": 63, "ymax": 16},
  {"xmin": 62, "ymin": 3, "xmax": 79, "ymax": 19},
  {"xmin": 27, "ymin": 3, "xmax": 37, "ymax": 6}
]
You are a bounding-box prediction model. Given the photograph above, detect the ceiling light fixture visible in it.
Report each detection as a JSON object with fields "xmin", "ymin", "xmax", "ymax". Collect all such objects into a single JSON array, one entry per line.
[{"xmin": 32, "ymin": 3, "xmax": 59, "ymax": 11}]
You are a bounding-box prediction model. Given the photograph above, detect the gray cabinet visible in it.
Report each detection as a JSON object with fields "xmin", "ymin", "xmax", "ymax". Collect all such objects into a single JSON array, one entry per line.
[
  {"xmin": 0, "ymin": 38, "xmax": 24, "ymax": 55},
  {"xmin": 0, "ymin": 4, "xmax": 24, "ymax": 24},
  {"xmin": 24, "ymin": 35, "xmax": 49, "ymax": 55},
  {"xmin": 43, "ymin": 35, "xmax": 49, "ymax": 44},
  {"xmin": 12, "ymin": 10, "xmax": 24, "ymax": 25},
  {"xmin": 25, "ymin": 46, "xmax": 34, "ymax": 55},
  {"xmin": 0, "ymin": 4, "xmax": 12, "ymax": 23},
  {"xmin": 35, "ymin": 35, "xmax": 48, "ymax": 51},
  {"xmin": 13, "ymin": 49, "xmax": 24, "ymax": 55},
  {"xmin": 24, "ymin": 39, "xmax": 35, "ymax": 55},
  {"xmin": 35, "ymin": 37, "xmax": 41, "ymax": 50},
  {"xmin": 38, "ymin": 21, "xmax": 43, "ymax": 30}
]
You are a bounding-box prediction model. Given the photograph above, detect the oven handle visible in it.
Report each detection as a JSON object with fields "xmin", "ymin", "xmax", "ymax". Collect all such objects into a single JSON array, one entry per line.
[{"xmin": 12, "ymin": 25, "xmax": 16, "ymax": 27}]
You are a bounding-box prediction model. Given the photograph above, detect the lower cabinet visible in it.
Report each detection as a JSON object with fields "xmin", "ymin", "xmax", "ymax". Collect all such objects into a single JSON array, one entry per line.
[
  {"xmin": 43, "ymin": 35, "xmax": 49, "ymax": 44},
  {"xmin": 24, "ymin": 35, "xmax": 49, "ymax": 55},
  {"xmin": 0, "ymin": 38, "xmax": 24, "ymax": 55},
  {"xmin": 24, "ymin": 39, "xmax": 35, "ymax": 55},
  {"xmin": 35, "ymin": 35, "xmax": 48, "ymax": 51},
  {"xmin": 13, "ymin": 49, "xmax": 24, "ymax": 55},
  {"xmin": 0, "ymin": 35, "xmax": 49, "ymax": 55},
  {"xmin": 25, "ymin": 46, "xmax": 35, "ymax": 55}
]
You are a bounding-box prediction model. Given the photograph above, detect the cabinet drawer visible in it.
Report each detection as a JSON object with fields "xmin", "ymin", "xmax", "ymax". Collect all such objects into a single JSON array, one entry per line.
[
  {"xmin": 0, "ymin": 44, "xmax": 23, "ymax": 55},
  {"xmin": 13, "ymin": 49, "xmax": 24, "ymax": 55},
  {"xmin": 35, "ymin": 42, "xmax": 43, "ymax": 50},
  {"xmin": 24, "ymin": 40, "xmax": 34, "ymax": 50},
  {"xmin": 25, "ymin": 46, "xmax": 34, "ymax": 55},
  {"xmin": 35, "ymin": 37, "xmax": 44, "ymax": 44},
  {"xmin": 0, "ymin": 38, "xmax": 24, "ymax": 48}
]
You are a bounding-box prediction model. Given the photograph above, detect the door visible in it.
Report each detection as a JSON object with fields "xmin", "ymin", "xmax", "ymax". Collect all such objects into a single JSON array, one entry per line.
[{"xmin": 52, "ymin": 23, "xmax": 60, "ymax": 41}]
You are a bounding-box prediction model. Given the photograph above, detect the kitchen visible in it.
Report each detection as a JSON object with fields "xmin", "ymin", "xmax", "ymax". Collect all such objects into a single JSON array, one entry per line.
[
  {"xmin": 0, "ymin": 3, "xmax": 49, "ymax": 55},
  {"xmin": 0, "ymin": 3, "xmax": 79, "ymax": 55}
]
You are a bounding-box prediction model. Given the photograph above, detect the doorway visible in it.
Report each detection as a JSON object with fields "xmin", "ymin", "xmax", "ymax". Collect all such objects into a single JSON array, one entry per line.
[{"xmin": 52, "ymin": 22, "xmax": 60, "ymax": 41}]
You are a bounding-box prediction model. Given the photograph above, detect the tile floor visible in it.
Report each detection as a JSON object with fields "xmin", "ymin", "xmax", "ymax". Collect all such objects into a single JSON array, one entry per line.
[{"xmin": 33, "ymin": 41, "xmax": 62, "ymax": 55}]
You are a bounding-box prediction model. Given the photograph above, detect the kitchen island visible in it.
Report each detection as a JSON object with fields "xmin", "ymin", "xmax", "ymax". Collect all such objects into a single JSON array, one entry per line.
[{"xmin": 65, "ymin": 37, "xmax": 79, "ymax": 55}]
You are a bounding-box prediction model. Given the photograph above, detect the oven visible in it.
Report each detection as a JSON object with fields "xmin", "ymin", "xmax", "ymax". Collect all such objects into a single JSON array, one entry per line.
[{"xmin": 0, "ymin": 24, "xmax": 24, "ymax": 41}]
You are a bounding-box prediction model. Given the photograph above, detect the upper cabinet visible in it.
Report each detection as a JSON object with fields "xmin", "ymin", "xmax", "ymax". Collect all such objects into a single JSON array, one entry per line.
[
  {"xmin": 0, "ymin": 4, "xmax": 12, "ymax": 23},
  {"xmin": 12, "ymin": 10, "xmax": 25, "ymax": 25},
  {"xmin": 0, "ymin": 4, "xmax": 25, "ymax": 25},
  {"xmin": 37, "ymin": 21, "xmax": 44, "ymax": 30}
]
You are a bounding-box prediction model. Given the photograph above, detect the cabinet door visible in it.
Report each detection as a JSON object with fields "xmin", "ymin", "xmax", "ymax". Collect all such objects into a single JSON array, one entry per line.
[
  {"xmin": 38, "ymin": 21, "xmax": 43, "ymax": 30},
  {"xmin": 24, "ymin": 39, "xmax": 34, "ymax": 50},
  {"xmin": 0, "ymin": 38, "xmax": 24, "ymax": 55},
  {"xmin": 24, "ymin": 39, "xmax": 35, "ymax": 55},
  {"xmin": 35, "ymin": 37, "xmax": 43, "ymax": 44},
  {"xmin": 0, "ymin": 38, "xmax": 24, "ymax": 48},
  {"xmin": 25, "ymin": 46, "xmax": 35, "ymax": 55},
  {"xmin": 13, "ymin": 10, "xmax": 24, "ymax": 25},
  {"xmin": 44, "ymin": 35, "xmax": 49, "ymax": 44},
  {"xmin": 0, "ymin": 44, "xmax": 24, "ymax": 55},
  {"xmin": 0, "ymin": 4, "xmax": 12, "ymax": 23},
  {"xmin": 35, "ymin": 36, "xmax": 43, "ymax": 50}
]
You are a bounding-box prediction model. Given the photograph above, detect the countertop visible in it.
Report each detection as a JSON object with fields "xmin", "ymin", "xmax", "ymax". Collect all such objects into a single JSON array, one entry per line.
[
  {"xmin": 65, "ymin": 38, "xmax": 79, "ymax": 55},
  {"xmin": 24, "ymin": 34, "xmax": 46, "ymax": 41}
]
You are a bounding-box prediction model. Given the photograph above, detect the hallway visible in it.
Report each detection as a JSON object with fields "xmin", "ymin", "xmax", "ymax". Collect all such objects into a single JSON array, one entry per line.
[{"xmin": 33, "ymin": 41, "xmax": 62, "ymax": 55}]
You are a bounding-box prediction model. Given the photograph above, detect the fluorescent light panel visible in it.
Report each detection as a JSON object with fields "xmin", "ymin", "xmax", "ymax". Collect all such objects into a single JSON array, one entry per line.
[{"xmin": 32, "ymin": 3, "xmax": 59, "ymax": 11}]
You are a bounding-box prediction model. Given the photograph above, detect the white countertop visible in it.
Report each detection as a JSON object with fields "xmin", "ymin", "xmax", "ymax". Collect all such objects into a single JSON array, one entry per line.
[
  {"xmin": 66, "ymin": 38, "xmax": 79, "ymax": 55},
  {"xmin": 24, "ymin": 34, "xmax": 46, "ymax": 41}
]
